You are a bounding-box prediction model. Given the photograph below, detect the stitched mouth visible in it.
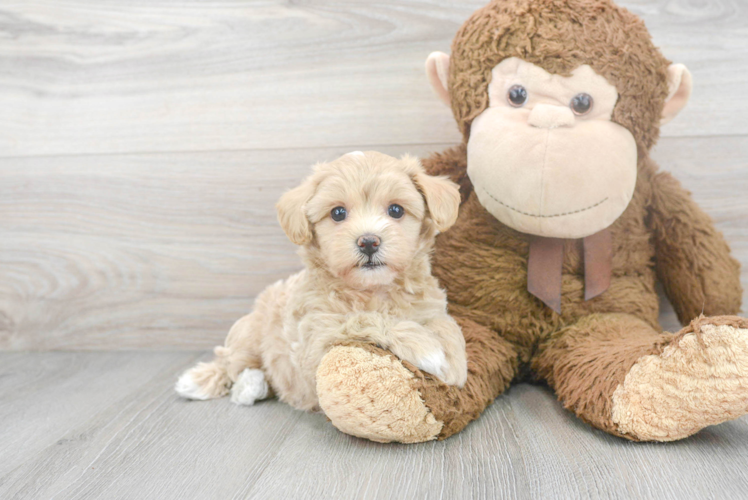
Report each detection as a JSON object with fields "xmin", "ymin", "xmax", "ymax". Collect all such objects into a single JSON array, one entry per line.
[{"xmin": 479, "ymin": 186, "xmax": 608, "ymax": 218}]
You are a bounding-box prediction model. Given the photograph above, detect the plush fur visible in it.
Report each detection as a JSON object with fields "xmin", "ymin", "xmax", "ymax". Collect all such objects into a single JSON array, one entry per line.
[
  {"xmin": 448, "ymin": 0, "xmax": 671, "ymax": 151},
  {"xmin": 175, "ymin": 151, "xmax": 467, "ymax": 411},
  {"xmin": 314, "ymin": 0, "xmax": 747, "ymax": 443}
]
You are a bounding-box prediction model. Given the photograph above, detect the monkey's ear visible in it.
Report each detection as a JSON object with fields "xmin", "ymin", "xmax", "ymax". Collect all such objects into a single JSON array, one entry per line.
[
  {"xmin": 426, "ymin": 51, "xmax": 451, "ymax": 107},
  {"xmin": 276, "ymin": 179, "xmax": 316, "ymax": 245},
  {"xmin": 661, "ymin": 64, "xmax": 692, "ymax": 125}
]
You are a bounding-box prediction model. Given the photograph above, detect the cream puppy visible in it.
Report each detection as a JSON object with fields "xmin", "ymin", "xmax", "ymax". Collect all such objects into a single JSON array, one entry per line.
[{"xmin": 175, "ymin": 151, "xmax": 466, "ymax": 411}]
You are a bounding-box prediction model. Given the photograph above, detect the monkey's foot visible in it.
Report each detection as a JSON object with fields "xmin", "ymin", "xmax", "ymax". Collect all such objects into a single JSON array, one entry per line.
[
  {"xmin": 316, "ymin": 343, "xmax": 443, "ymax": 443},
  {"xmin": 612, "ymin": 316, "xmax": 748, "ymax": 441}
]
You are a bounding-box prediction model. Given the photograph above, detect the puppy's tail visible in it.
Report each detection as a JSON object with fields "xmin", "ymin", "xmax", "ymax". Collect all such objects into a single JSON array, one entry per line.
[{"xmin": 175, "ymin": 346, "xmax": 233, "ymax": 400}]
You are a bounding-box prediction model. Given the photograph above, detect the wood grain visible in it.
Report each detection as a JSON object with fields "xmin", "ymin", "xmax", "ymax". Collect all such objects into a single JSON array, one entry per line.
[
  {"xmin": 1, "ymin": 352, "xmax": 746, "ymax": 499},
  {"xmin": 0, "ymin": 144, "xmax": 450, "ymax": 349},
  {"xmin": 0, "ymin": 352, "xmax": 202, "ymax": 481},
  {"xmin": 1, "ymin": 138, "xmax": 746, "ymax": 350},
  {"xmin": 1, "ymin": 0, "xmax": 747, "ymax": 158}
]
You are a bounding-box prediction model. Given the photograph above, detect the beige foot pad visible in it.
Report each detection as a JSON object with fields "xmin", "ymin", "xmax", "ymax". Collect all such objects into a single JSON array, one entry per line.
[
  {"xmin": 612, "ymin": 322, "xmax": 748, "ymax": 441},
  {"xmin": 316, "ymin": 345, "xmax": 443, "ymax": 443}
]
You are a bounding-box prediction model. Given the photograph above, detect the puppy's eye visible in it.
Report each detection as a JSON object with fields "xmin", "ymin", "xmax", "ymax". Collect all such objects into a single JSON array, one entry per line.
[
  {"xmin": 507, "ymin": 85, "xmax": 528, "ymax": 107},
  {"xmin": 570, "ymin": 93, "xmax": 593, "ymax": 115},
  {"xmin": 388, "ymin": 204, "xmax": 404, "ymax": 219},
  {"xmin": 331, "ymin": 206, "xmax": 347, "ymax": 222}
]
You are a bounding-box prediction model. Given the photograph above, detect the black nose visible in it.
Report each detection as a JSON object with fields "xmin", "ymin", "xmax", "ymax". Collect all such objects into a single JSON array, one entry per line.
[{"xmin": 357, "ymin": 234, "xmax": 381, "ymax": 257}]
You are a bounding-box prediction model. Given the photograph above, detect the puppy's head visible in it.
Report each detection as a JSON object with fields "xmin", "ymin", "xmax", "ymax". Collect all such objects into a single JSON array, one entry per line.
[{"xmin": 276, "ymin": 151, "xmax": 460, "ymax": 289}]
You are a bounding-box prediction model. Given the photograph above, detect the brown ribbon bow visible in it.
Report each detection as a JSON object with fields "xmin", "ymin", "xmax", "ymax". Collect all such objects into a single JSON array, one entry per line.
[{"xmin": 527, "ymin": 228, "xmax": 613, "ymax": 313}]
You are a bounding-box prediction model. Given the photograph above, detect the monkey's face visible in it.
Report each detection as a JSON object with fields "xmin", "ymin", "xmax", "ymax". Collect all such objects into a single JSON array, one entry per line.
[{"xmin": 466, "ymin": 58, "xmax": 637, "ymax": 239}]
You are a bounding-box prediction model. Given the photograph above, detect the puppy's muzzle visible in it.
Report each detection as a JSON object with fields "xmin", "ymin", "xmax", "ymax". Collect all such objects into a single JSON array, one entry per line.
[{"xmin": 357, "ymin": 234, "xmax": 381, "ymax": 257}]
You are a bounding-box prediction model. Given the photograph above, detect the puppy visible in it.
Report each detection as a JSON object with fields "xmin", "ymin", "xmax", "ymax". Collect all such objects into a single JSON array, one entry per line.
[{"xmin": 175, "ymin": 151, "xmax": 467, "ymax": 411}]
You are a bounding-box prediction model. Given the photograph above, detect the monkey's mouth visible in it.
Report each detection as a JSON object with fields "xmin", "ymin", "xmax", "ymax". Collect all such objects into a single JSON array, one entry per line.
[{"xmin": 480, "ymin": 186, "xmax": 608, "ymax": 218}]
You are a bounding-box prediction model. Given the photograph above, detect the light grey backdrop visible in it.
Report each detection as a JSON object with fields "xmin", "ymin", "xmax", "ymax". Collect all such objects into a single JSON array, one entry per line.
[{"xmin": 1, "ymin": 0, "xmax": 745, "ymax": 351}]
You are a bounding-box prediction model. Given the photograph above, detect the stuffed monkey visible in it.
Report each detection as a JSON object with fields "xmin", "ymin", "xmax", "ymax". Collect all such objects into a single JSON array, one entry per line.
[{"xmin": 314, "ymin": 0, "xmax": 747, "ymax": 443}]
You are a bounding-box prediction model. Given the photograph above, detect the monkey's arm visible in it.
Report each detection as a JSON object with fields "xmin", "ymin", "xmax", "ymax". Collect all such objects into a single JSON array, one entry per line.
[
  {"xmin": 648, "ymin": 170, "xmax": 742, "ymax": 324},
  {"xmin": 421, "ymin": 144, "xmax": 472, "ymax": 203}
]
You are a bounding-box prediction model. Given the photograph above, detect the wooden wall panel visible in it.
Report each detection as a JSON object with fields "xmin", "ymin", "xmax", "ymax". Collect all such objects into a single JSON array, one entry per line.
[
  {"xmin": 1, "ymin": 0, "xmax": 747, "ymax": 157},
  {"xmin": 1, "ymin": 138, "xmax": 746, "ymax": 349}
]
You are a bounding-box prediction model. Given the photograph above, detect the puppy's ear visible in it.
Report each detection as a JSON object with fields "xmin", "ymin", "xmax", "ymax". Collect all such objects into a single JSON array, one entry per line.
[
  {"xmin": 407, "ymin": 156, "xmax": 460, "ymax": 232},
  {"xmin": 276, "ymin": 177, "xmax": 316, "ymax": 245}
]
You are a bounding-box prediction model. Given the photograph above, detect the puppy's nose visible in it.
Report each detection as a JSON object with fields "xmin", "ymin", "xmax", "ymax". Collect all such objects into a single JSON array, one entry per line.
[{"xmin": 357, "ymin": 234, "xmax": 381, "ymax": 257}]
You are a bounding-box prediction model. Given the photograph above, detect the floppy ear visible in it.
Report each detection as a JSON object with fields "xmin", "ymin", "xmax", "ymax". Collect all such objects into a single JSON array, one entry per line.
[
  {"xmin": 411, "ymin": 161, "xmax": 460, "ymax": 232},
  {"xmin": 276, "ymin": 178, "xmax": 316, "ymax": 245},
  {"xmin": 661, "ymin": 63, "xmax": 692, "ymax": 125},
  {"xmin": 426, "ymin": 51, "xmax": 451, "ymax": 107}
]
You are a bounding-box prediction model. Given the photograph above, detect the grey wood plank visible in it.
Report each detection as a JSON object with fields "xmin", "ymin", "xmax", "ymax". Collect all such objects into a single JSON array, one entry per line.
[
  {"xmin": 2, "ymin": 353, "xmax": 746, "ymax": 500},
  {"xmin": 243, "ymin": 388, "xmax": 532, "ymax": 500},
  {"xmin": 1, "ymin": 138, "xmax": 746, "ymax": 350},
  {"xmin": 1, "ymin": 0, "xmax": 747, "ymax": 158},
  {"xmin": 0, "ymin": 351, "xmax": 203, "ymax": 495},
  {"xmin": 0, "ymin": 352, "xmax": 305, "ymax": 500},
  {"xmin": 507, "ymin": 384, "xmax": 748, "ymax": 499},
  {"xmin": 244, "ymin": 385, "xmax": 748, "ymax": 500}
]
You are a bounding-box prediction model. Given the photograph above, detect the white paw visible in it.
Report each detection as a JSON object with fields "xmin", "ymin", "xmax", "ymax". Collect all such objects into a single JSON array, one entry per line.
[
  {"xmin": 175, "ymin": 371, "xmax": 210, "ymax": 400},
  {"xmin": 416, "ymin": 350, "xmax": 447, "ymax": 379},
  {"xmin": 346, "ymin": 150, "xmax": 365, "ymax": 157},
  {"xmin": 230, "ymin": 369, "xmax": 269, "ymax": 406}
]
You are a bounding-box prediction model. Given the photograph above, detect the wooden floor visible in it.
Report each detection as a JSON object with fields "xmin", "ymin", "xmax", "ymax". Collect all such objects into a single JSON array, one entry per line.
[
  {"xmin": 2, "ymin": 1, "xmax": 748, "ymax": 498},
  {"xmin": 1, "ymin": 352, "xmax": 747, "ymax": 500}
]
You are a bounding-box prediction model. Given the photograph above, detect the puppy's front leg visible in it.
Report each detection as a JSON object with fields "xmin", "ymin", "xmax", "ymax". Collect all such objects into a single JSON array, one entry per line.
[
  {"xmin": 299, "ymin": 311, "xmax": 392, "ymax": 372},
  {"xmin": 341, "ymin": 312, "xmax": 392, "ymax": 341},
  {"xmin": 338, "ymin": 313, "xmax": 466, "ymax": 386}
]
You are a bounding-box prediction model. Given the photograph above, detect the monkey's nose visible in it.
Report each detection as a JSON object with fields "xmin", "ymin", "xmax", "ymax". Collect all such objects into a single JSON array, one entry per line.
[
  {"xmin": 357, "ymin": 234, "xmax": 381, "ymax": 257},
  {"xmin": 528, "ymin": 104, "xmax": 575, "ymax": 129}
]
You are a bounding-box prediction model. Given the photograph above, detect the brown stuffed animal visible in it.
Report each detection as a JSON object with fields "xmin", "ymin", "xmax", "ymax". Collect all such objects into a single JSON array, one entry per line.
[{"xmin": 314, "ymin": 0, "xmax": 748, "ymax": 443}]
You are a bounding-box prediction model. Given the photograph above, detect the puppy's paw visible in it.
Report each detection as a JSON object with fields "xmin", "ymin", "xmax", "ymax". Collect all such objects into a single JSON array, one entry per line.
[
  {"xmin": 416, "ymin": 350, "xmax": 447, "ymax": 379},
  {"xmin": 230, "ymin": 368, "xmax": 269, "ymax": 406}
]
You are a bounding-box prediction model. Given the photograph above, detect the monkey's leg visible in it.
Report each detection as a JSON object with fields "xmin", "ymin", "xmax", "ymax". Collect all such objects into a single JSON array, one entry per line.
[
  {"xmin": 316, "ymin": 317, "xmax": 518, "ymax": 443},
  {"xmin": 532, "ymin": 313, "xmax": 748, "ymax": 441}
]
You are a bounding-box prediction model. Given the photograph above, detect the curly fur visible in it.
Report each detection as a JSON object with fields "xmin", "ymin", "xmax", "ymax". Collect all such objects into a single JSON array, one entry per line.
[{"xmin": 175, "ymin": 152, "xmax": 468, "ymax": 411}]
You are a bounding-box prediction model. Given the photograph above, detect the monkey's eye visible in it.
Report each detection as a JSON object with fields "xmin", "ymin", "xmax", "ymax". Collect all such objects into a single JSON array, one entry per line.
[
  {"xmin": 507, "ymin": 85, "xmax": 528, "ymax": 107},
  {"xmin": 388, "ymin": 204, "xmax": 405, "ymax": 219},
  {"xmin": 331, "ymin": 206, "xmax": 347, "ymax": 222},
  {"xmin": 570, "ymin": 93, "xmax": 593, "ymax": 115}
]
